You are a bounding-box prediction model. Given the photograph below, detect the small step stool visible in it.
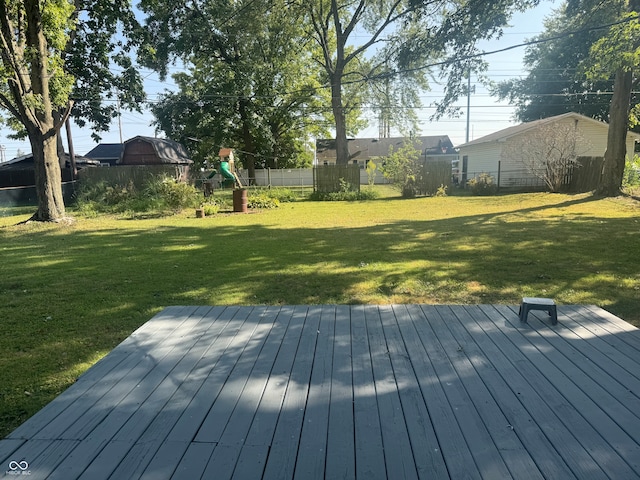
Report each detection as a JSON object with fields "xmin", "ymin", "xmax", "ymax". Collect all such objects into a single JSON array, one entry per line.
[{"xmin": 519, "ymin": 297, "xmax": 558, "ymax": 325}]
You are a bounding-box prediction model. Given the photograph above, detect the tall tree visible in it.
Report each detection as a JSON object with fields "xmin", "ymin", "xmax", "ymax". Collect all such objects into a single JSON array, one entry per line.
[
  {"xmin": 0, "ymin": 0, "xmax": 144, "ymax": 222},
  {"xmin": 492, "ymin": 2, "xmax": 623, "ymax": 123},
  {"xmin": 140, "ymin": 0, "xmax": 324, "ymax": 179},
  {"xmin": 299, "ymin": 0, "xmax": 540, "ymax": 165},
  {"xmin": 494, "ymin": 0, "xmax": 640, "ymax": 196},
  {"xmin": 586, "ymin": 4, "xmax": 640, "ymax": 195}
]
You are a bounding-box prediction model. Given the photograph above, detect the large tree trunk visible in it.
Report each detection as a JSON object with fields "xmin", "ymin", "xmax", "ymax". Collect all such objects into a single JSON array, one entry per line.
[
  {"xmin": 24, "ymin": 0, "xmax": 66, "ymax": 221},
  {"xmin": 30, "ymin": 131, "xmax": 65, "ymax": 221},
  {"xmin": 331, "ymin": 72, "xmax": 350, "ymax": 165},
  {"xmin": 597, "ymin": 69, "xmax": 633, "ymax": 196}
]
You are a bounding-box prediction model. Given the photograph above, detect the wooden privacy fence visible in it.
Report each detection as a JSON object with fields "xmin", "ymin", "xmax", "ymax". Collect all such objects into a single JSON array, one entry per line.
[
  {"xmin": 313, "ymin": 165, "xmax": 361, "ymax": 193},
  {"xmin": 567, "ymin": 156, "xmax": 604, "ymax": 193},
  {"xmin": 420, "ymin": 160, "xmax": 452, "ymax": 194},
  {"xmin": 77, "ymin": 165, "xmax": 191, "ymax": 189}
]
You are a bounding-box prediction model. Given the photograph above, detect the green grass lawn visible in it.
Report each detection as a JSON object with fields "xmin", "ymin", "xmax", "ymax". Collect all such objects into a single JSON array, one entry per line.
[{"xmin": 1, "ymin": 188, "xmax": 639, "ymax": 437}]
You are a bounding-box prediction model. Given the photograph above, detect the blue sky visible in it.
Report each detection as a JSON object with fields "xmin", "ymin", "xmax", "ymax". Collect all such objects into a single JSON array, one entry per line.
[{"xmin": 0, "ymin": 1, "xmax": 556, "ymax": 161}]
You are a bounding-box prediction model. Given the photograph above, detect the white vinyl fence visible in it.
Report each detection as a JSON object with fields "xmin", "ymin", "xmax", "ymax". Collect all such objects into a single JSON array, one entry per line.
[{"xmin": 236, "ymin": 168, "xmax": 389, "ymax": 187}]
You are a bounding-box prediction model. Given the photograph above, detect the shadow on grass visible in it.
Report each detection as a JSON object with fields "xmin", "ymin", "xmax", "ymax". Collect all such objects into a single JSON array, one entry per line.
[{"xmin": 0, "ymin": 193, "xmax": 638, "ymax": 435}]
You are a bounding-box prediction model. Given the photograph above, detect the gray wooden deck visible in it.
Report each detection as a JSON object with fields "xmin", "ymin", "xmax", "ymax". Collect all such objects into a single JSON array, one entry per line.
[{"xmin": 2, "ymin": 304, "xmax": 640, "ymax": 479}]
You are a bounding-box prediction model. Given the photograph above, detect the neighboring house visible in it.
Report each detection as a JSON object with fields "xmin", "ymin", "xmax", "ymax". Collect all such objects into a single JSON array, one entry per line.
[
  {"xmin": 84, "ymin": 143, "xmax": 123, "ymax": 166},
  {"xmin": 316, "ymin": 136, "xmax": 458, "ymax": 167},
  {"xmin": 456, "ymin": 112, "xmax": 640, "ymax": 187},
  {"xmin": 119, "ymin": 136, "xmax": 193, "ymax": 166},
  {"xmin": 0, "ymin": 153, "xmax": 98, "ymax": 188}
]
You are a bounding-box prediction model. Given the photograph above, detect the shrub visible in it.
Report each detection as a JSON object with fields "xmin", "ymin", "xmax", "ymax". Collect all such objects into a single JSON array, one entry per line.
[
  {"xmin": 434, "ymin": 184, "xmax": 448, "ymax": 197},
  {"xmin": 366, "ymin": 159, "xmax": 377, "ymax": 186},
  {"xmin": 309, "ymin": 186, "xmax": 379, "ymax": 201},
  {"xmin": 247, "ymin": 191, "xmax": 280, "ymax": 209},
  {"xmin": 74, "ymin": 175, "xmax": 202, "ymax": 215},
  {"xmin": 468, "ymin": 173, "xmax": 498, "ymax": 196},
  {"xmin": 381, "ymin": 141, "xmax": 423, "ymax": 197},
  {"xmin": 250, "ymin": 187, "xmax": 299, "ymax": 203},
  {"xmin": 143, "ymin": 177, "xmax": 201, "ymax": 210},
  {"xmin": 622, "ymin": 155, "xmax": 640, "ymax": 192},
  {"xmin": 202, "ymin": 203, "xmax": 220, "ymax": 216}
]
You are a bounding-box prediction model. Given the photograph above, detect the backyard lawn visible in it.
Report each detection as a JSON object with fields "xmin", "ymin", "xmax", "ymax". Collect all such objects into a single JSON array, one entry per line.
[{"xmin": 0, "ymin": 188, "xmax": 639, "ymax": 437}]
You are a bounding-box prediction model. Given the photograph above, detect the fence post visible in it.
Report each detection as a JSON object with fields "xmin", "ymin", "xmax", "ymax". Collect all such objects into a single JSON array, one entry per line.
[{"xmin": 497, "ymin": 161, "xmax": 501, "ymax": 191}]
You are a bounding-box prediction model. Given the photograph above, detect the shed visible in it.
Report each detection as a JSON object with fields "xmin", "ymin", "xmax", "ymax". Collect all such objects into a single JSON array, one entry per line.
[
  {"xmin": 456, "ymin": 112, "xmax": 640, "ymax": 187},
  {"xmin": 119, "ymin": 136, "xmax": 193, "ymax": 166}
]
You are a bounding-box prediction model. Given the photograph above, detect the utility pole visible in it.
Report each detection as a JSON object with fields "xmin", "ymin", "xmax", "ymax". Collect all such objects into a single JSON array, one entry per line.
[
  {"xmin": 117, "ymin": 97, "xmax": 123, "ymax": 144},
  {"xmin": 466, "ymin": 70, "xmax": 473, "ymax": 143},
  {"xmin": 65, "ymin": 118, "xmax": 77, "ymax": 180}
]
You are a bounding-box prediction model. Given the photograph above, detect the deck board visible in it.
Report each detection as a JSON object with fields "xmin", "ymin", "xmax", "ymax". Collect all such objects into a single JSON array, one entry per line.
[{"xmin": 2, "ymin": 304, "xmax": 640, "ymax": 479}]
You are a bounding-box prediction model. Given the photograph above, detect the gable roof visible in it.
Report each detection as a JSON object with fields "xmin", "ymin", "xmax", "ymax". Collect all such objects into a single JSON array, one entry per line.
[
  {"xmin": 316, "ymin": 135, "xmax": 456, "ymax": 162},
  {"xmin": 84, "ymin": 143, "xmax": 123, "ymax": 160},
  {"xmin": 457, "ymin": 112, "xmax": 640, "ymax": 149},
  {"xmin": 121, "ymin": 136, "xmax": 193, "ymax": 164},
  {"xmin": 0, "ymin": 153, "xmax": 98, "ymax": 170}
]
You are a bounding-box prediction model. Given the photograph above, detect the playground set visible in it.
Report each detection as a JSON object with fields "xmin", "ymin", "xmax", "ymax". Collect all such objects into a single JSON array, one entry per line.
[{"xmin": 201, "ymin": 148, "xmax": 247, "ymax": 213}]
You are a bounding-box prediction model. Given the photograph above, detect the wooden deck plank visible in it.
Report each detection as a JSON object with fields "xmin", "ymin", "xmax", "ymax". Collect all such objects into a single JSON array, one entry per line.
[
  {"xmin": 217, "ymin": 306, "xmax": 294, "ymax": 446},
  {"xmin": 2, "ymin": 304, "xmax": 639, "ymax": 480},
  {"xmin": 450, "ymin": 305, "xmax": 579, "ymax": 479},
  {"xmin": 418, "ymin": 305, "xmax": 514, "ymax": 479},
  {"xmin": 261, "ymin": 306, "xmax": 323, "ymax": 480},
  {"xmin": 490, "ymin": 304, "xmax": 640, "ymax": 477},
  {"xmin": 7, "ymin": 439, "xmax": 79, "ymax": 480},
  {"xmin": 562, "ymin": 306, "xmax": 640, "ymax": 382},
  {"xmin": 243, "ymin": 306, "xmax": 309, "ymax": 447},
  {"xmin": 195, "ymin": 306, "xmax": 282, "ymax": 443},
  {"xmin": 475, "ymin": 304, "xmax": 617, "ymax": 479},
  {"xmin": 381, "ymin": 305, "xmax": 450, "ymax": 479},
  {"xmin": 171, "ymin": 441, "xmax": 215, "ymax": 479},
  {"xmin": 56, "ymin": 306, "xmax": 232, "ymax": 480},
  {"xmin": 430, "ymin": 305, "xmax": 545, "ymax": 480},
  {"xmin": 364, "ymin": 305, "xmax": 419, "ymax": 479},
  {"xmin": 201, "ymin": 444, "xmax": 241, "ymax": 479},
  {"xmin": 293, "ymin": 305, "xmax": 336, "ymax": 479},
  {"xmin": 8, "ymin": 305, "xmax": 198, "ymax": 442},
  {"xmin": 350, "ymin": 304, "xmax": 387, "ymax": 480},
  {"xmin": 324, "ymin": 304, "xmax": 356, "ymax": 480},
  {"xmin": 231, "ymin": 445, "xmax": 270, "ymax": 479},
  {"xmin": 103, "ymin": 306, "xmax": 236, "ymax": 479},
  {"xmin": 136, "ymin": 306, "xmax": 257, "ymax": 479},
  {"xmin": 52, "ymin": 306, "xmax": 215, "ymax": 442},
  {"xmin": 396, "ymin": 305, "xmax": 480, "ymax": 480}
]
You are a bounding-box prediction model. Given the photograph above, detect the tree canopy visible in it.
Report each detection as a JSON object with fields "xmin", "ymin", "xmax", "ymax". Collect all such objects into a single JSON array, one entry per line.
[
  {"xmin": 140, "ymin": 0, "xmax": 326, "ymax": 177},
  {"xmin": 493, "ymin": 1, "xmax": 637, "ymax": 125},
  {"xmin": 493, "ymin": 0, "xmax": 640, "ymax": 195},
  {"xmin": 0, "ymin": 0, "xmax": 145, "ymax": 221},
  {"xmin": 298, "ymin": 0, "xmax": 540, "ymax": 164}
]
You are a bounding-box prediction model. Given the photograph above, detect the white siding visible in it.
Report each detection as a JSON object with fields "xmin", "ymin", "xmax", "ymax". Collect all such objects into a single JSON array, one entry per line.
[
  {"xmin": 457, "ymin": 142, "xmax": 503, "ymax": 180},
  {"xmin": 459, "ymin": 116, "xmax": 640, "ymax": 188}
]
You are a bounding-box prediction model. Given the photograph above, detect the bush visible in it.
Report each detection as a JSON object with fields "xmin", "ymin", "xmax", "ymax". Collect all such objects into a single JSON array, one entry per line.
[
  {"xmin": 143, "ymin": 177, "xmax": 201, "ymax": 210},
  {"xmin": 622, "ymin": 155, "xmax": 640, "ymax": 192},
  {"xmin": 247, "ymin": 192, "xmax": 280, "ymax": 209},
  {"xmin": 202, "ymin": 203, "xmax": 220, "ymax": 216},
  {"xmin": 467, "ymin": 173, "xmax": 498, "ymax": 196},
  {"xmin": 434, "ymin": 184, "xmax": 448, "ymax": 197},
  {"xmin": 309, "ymin": 186, "xmax": 379, "ymax": 201},
  {"xmin": 250, "ymin": 187, "xmax": 299, "ymax": 203},
  {"xmin": 74, "ymin": 175, "xmax": 202, "ymax": 215}
]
